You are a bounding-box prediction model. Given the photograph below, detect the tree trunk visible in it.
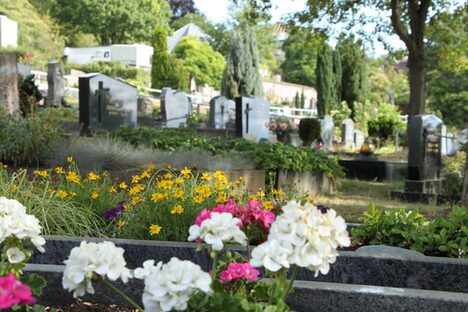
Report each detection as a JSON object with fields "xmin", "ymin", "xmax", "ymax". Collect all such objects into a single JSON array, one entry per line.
[
  {"xmin": 462, "ymin": 144, "xmax": 468, "ymax": 207},
  {"xmin": 407, "ymin": 53, "xmax": 427, "ymax": 116}
]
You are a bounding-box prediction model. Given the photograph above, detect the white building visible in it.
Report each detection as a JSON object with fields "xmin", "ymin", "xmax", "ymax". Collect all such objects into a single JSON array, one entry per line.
[
  {"xmin": 63, "ymin": 44, "xmax": 154, "ymax": 68},
  {"xmin": 0, "ymin": 14, "xmax": 18, "ymax": 48}
]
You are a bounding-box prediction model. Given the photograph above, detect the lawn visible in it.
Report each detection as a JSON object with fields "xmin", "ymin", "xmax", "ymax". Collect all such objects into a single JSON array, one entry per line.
[{"xmin": 314, "ymin": 179, "xmax": 454, "ymax": 222}]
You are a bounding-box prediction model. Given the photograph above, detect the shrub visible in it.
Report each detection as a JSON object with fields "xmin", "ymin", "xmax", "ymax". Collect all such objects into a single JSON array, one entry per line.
[
  {"xmin": 367, "ymin": 103, "xmax": 405, "ymax": 142},
  {"xmin": 442, "ymin": 151, "xmax": 466, "ymax": 195},
  {"xmin": 18, "ymin": 74, "xmax": 42, "ymax": 116},
  {"xmin": 298, "ymin": 118, "xmax": 321, "ymax": 146},
  {"xmin": 0, "ymin": 109, "xmax": 63, "ymax": 166},
  {"xmin": 352, "ymin": 203, "xmax": 468, "ymax": 258}
]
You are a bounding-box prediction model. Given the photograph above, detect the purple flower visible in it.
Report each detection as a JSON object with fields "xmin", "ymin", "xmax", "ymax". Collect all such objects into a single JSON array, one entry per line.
[
  {"xmin": 104, "ymin": 201, "xmax": 126, "ymax": 221},
  {"xmin": 317, "ymin": 205, "xmax": 330, "ymax": 214}
]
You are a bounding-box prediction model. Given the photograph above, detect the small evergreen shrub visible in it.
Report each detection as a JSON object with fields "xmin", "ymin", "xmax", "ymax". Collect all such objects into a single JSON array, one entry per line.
[{"xmin": 298, "ymin": 118, "xmax": 321, "ymax": 146}]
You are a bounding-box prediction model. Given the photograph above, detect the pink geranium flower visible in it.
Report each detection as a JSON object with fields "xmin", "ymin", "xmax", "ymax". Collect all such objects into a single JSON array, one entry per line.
[
  {"xmin": 220, "ymin": 263, "xmax": 260, "ymax": 283},
  {"xmin": 280, "ymin": 123, "xmax": 288, "ymax": 130},
  {"xmin": 269, "ymin": 124, "xmax": 277, "ymax": 131},
  {"xmin": 0, "ymin": 273, "xmax": 36, "ymax": 309}
]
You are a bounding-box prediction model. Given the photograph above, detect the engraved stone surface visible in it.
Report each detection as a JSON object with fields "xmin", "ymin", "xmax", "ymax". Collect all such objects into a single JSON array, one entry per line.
[
  {"xmin": 319, "ymin": 116, "xmax": 334, "ymax": 150},
  {"xmin": 341, "ymin": 119, "xmax": 355, "ymax": 143},
  {"xmin": 79, "ymin": 73, "xmax": 137, "ymax": 133},
  {"xmin": 160, "ymin": 87, "xmax": 191, "ymax": 128},
  {"xmin": 235, "ymin": 95, "xmax": 270, "ymax": 142},
  {"xmin": 208, "ymin": 95, "xmax": 235, "ymax": 129}
]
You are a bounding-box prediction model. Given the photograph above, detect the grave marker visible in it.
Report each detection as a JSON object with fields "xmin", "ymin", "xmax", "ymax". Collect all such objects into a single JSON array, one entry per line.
[
  {"xmin": 208, "ymin": 96, "xmax": 235, "ymax": 129},
  {"xmin": 319, "ymin": 116, "xmax": 334, "ymax": 150},
  {"xmin": 235, "ymin": 95, "xmax": 270, "ymax": 142},
  {"xmin": 354, "ymin": 130, "xmax": 365, "ymax": 149},
  {"xmin": 46, "ymin": 62, "xmax": 65, "ymax": 107},
  {"xmin": 405, "ymin": 114, "xmax": 443, "ymax": 194},
  {"xmin": 79, "ymin": 73, "xmax": 137, "ymax": 134},
  {"xmin": 341, "ymin": 119, "xmax": 355, "ymax": 144},
  {"xmin": 0, "ymin": 53, "xmax": 19, "ymax": 115},
  {"xmin": 160, "ymin": 87, "xmax": 191, "ymax": 128}
]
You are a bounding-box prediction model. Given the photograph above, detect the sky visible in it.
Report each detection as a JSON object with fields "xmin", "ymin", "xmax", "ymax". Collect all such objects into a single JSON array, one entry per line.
[{"xmin": 193, "ymin": 0, "xmax": 403, "ymax": 56}]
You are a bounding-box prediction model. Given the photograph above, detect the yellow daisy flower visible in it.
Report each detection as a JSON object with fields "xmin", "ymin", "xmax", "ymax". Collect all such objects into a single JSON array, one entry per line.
[
  {"xmin": 117, "ymin": 220, "xmax": 126, "ymax": 228},
  {"xmin": 149, "ymin": 224, "xmax": 162, "ymax": 235},
  {"xmin": 56, "ymin": 190, "xmax": 68, "ymax": 198},
  {"xmin": 193, "ymin": 195, "xmax": 203, "ymax": 203},
  {"xmin": 55, "ymin": 167, "xmax": 65, "ymax": 174},
  {"xmin": 91, "ymin": 192, "xmax": 99, "ymax": 199},
  {"xmin": 171, "ymin": 205, "xmax": 184, "ymax": 214},
  {"xmin": 119, "ymin": 182, "xmax": 128, "ymax": 189}
]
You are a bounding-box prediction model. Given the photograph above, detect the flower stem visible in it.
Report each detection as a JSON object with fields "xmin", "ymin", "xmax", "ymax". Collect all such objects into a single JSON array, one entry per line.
[
  {"xmin": 101, "ymin": 278, "xmax": 145, "ymax": 311},
  {"xmin": 284, "ymin": 265, "xmax": 299, "ymax": 300}
]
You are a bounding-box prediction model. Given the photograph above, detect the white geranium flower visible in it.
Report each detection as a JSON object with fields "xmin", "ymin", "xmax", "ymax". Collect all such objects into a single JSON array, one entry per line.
[
  {"xmin": 188, "ymin": 212, "xmax": 247, "ymax": 251},
  {"xmin": 0, "ymin": 197, "xmax": 46, "ymax": 253},
  {"xmin": 134, "ymin": 260, "xmax": 162, "ymax": 280},
  {"xmin": 250, "ymin": 201, "xmax": 350, "ymax": 276},
  {"xmin": 6, "ymin": 247, "xmax": 26, "ymax": 263},
  {"xmin": 142, "ymin": 257, "xmax": 211, "ymax": 312},
  {"xmin": 62, "ymin": 241, "xmax": 132, "ymax": 298}
]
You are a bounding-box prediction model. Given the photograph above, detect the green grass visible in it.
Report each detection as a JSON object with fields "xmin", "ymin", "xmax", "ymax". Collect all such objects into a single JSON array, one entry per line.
[{"xmin": 315, "ymin": 179, "xmax": 453, "ymax": 222}]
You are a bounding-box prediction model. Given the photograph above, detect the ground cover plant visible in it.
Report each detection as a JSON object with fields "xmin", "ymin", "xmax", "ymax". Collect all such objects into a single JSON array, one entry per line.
[
  {"xmin": 352, "ymin": 203, "xmax": 467, "ymax": 258},
  {"xmin": 112, "ymin": 127, "xmax": 344, "ymax": 179}
]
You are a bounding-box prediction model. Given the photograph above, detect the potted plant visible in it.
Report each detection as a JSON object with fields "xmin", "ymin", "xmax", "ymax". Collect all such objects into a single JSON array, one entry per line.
[{"xmin": 268, "ymin": 118, "xmax": 296, "ymax": 143}]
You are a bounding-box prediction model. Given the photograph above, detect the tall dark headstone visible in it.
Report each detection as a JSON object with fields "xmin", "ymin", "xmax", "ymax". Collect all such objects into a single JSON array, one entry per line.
[
  {"xmin": 0, "ymin": 53, "xmax": 19, "ymax": 116},
  {"xmin": 235, "ymin": 95, "xmax": 270, "ymax": 142},
  {"xmin": 160, "ymin": 88, "xmax": 191, "ymax": 128},
  {"xmin": 406, "ymin": 115, "xmax": 443, "ymax": 194},
  {"xmin": 208, "ymin": 96, "xmax": 235, "ymax": 129},
  {"xmin": 46, "ymin": 62, "xmax": 65, "ymax": 107},
  {"xmin": 79, "ymin": 73, "xmax": 137, "ymax": 134}
]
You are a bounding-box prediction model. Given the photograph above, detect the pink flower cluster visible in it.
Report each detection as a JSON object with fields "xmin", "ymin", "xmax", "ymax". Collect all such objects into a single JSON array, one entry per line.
[
  {"xmin": 219, "ymin": 263, "xmax": 260, "ymax": 283},
  {"xmin": 195, "ymin": 200, "xmax": 275, "ymax": 229},
  {"xmin": 0, "ymin": 273, "xmax": 36, "ymax": 309}
]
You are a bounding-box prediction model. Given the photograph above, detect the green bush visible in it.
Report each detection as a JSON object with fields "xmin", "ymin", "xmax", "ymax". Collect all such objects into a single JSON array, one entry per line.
[
  {"xmin": 298, "ymin": 118, "xmax": 321, "ymax": 146},
  {"xmin": 0, "ymin": 109, "xmax": 63, "ymax": 166},
  {"xmin": 112, "ymin": 126, "xmax": 344, "ymax": 179},
  {"xmin": 352, "ymin": 203, "xmax": 468, "ymax": 258},
  {"xmin": 368, "ymin": 103, "xmax": 405, "ymax": 142},
  {"xmin": 64, "ymin": 61, "xmax": 148, "ymax": 81}
]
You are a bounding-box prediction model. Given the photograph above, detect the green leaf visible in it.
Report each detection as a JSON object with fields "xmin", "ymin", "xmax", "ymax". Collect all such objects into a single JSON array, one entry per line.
[{"xmin": 21, "ymin": 273, "xmax": 47, "ymax": 296}]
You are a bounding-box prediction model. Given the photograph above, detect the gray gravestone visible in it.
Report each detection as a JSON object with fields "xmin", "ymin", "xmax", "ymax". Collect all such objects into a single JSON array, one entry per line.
[
  {"xmin": 46, "ymin": 62, "xmax": 65, "ymax": 107},
  {"xmin": 208, "ymin": 95, "xmax": 235, "ymax": 129},
  {"xmin": 17, "ymin": 63, "xmax": 32, "ymax": 76},
  {"xmin": 0, "ymin": 53, "xmax": 19, "ymax": 116},
  {"xmin": 354, "ymin": 130, "xmax": 365, "ymax": 149},
  {"xmin": 319, "ymin": 116, "xmax": 334, "ymax": 151},
  {"xmin": 160, "ymin": 87, "xmax": 191, "ymax": 128},
  {"xmin": 406, "ymin": 115, "xmax": 443, "ymax": 194},
  {"xmin": 235, "ymin": 95, "xmax": 270, "ymax": 142},
  {"xmin": 79, "ymin": 73, "xmax": 137, "ymax": 134},
  {"xmin": 341, "ymin": 119, "xmax": 355, "ymax": 143}
]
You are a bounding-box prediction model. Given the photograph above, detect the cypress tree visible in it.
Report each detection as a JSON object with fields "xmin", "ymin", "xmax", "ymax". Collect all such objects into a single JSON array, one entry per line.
[
  {"xmin": 221, "ymin": 27, "xmax": 263, "ymax": 99},
  {"xmin": 151, "ymin": 25, "xmax": 189, "ymax": 91},
  {"xmin": 300, "ymin": 92, "xmax": 305, "ymax": 109},
  {"xmin": 315, "ymin": 44, "xmax": 334, "ymax": 117},
  {"xmin": 332, "ymin": 49, "xmax": 342, "ymax": 111},
  {"xmin": 294, "ymin": 92, "xmax": 300, "ymax": 108},
  {"xmin": 337, "ymin": 37, "xmax": 367, "ymax": 119}
]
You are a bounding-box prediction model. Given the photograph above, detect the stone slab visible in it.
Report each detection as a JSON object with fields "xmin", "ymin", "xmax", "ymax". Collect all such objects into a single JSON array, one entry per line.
[
  {"xmin": 30, "ymin": 236, "xmax": 468, "ymax": 293},
  {"xmin": 338, "ymin": 159, "xmax": 407, "ymax": 182},
  {"xmin": 26, "ymin": 264, "xmax": 468, "ymax": 311},
  {"xmin": 276, "ymin": 170, "xmax": 336, "ymax": 195}
]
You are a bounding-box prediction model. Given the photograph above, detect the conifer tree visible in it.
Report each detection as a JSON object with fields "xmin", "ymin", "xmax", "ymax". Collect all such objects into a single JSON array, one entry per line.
[
  {"xmin": 300, "ymin": 92, "xmax": 305, "ymax": 109},
  {"xmin": 315, "ymin": 44, "xmax": 334, "ymax": 116},
  {"xmin": 294, "ymin": 92, "xmax": 300, "ymax": 108},
  {"xmin": 221, "ymin": 27, "xmax": 263, "ymax": 99},
  {"xmin": 337, "ymin": 37, "xmax": 367, "ymax": 119},
  {"xmin": 151, "ymin": 25, "xmax": 189, "ymax": 91},
  {"xmin": 332, "ymin": 49, "xmax": 342, "ymax": 110}
]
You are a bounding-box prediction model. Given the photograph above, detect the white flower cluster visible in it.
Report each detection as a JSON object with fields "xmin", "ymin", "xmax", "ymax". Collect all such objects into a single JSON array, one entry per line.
[
  {"xmin": 62, "ymin": 241, "xmax": 132, "ymax": 298},
  {"xmin": 0, "ymin": 197, "xmax": 45, "ymax": 253},
  {"xmin": 188, "ymin": 212, "xmax": 247, "ymax": 250},
  {"xmin": 139, "ymin": 257, "xmax": 212, "ymax": 312},
  {"xmin": 250, "ymin": 201, "xmax": 350, "ymax": 276}
]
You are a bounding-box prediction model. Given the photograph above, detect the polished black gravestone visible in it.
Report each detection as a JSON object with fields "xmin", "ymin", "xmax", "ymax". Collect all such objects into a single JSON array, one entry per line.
[
  {"xmin": 79, "ymin": 73, "xmax": 137, "ymax": 134},
  {"xmin": 406, "ymin": 114, "xmax": 443, "ymax": 193},
  {"xmin": 235, "ymin": 95, "xmax": 270, "ymax": 142}
]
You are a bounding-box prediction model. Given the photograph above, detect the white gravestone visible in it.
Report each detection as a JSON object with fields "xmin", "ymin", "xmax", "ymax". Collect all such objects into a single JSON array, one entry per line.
[{"xmin": 160, "ymin": 87, "xmax": 191, "ymax": 128}]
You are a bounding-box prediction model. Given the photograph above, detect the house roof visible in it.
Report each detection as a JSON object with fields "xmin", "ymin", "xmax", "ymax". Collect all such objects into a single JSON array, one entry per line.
[{"xmin": 167, "ymin": 23, "xmax": 210, "ymax": 52}]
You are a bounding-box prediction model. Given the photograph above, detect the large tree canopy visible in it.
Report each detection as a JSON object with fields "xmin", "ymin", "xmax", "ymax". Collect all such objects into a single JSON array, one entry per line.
[
  {"xmin": 52, "ymin": 0, "xmax": 171, "ymax": 45},
  {"xmin": 246, "ymin": 0, "xmax": 464, "ymax": 116},
  {"xmin": 174, "ymin": 36, "xmax": 225, "ymax": 89},
  {"xmin": 167, "ymin": 0, "xmax": 198, "ymax": 22}
]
